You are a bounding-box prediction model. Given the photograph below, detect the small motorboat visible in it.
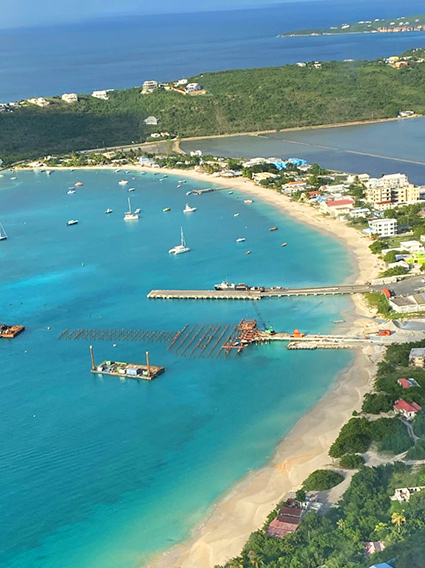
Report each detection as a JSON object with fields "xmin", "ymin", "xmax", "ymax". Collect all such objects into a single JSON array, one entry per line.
[
  {"xmin": 128, "ymin": 187, "xmax": 135, "ymax": 192},
  {"xmin": 118, "ymin": 180, "xmax": 128, "ymax": 185},
  {"xmin": 245, "ymin": 250, "xmax": 251, "ymax": 255},
  {"xmin": 269, "ymin": 226, "xmax": 278, "ymax": 232},
  {"xmin": 67, "ymin": 189, "xmax": 76, "ymax": 194},
  {"xmin": 134, "ymin": 208, "xmax": 141, "ymax": 214},
  {"xmin": 177, "ymin": 184, "xmax": 182, "ymax": 188},
  {"xmin": 178, "ymin": 180, "xmax": 186, "ymax": 184},
  {"xmin": 10, "ymin": 177, "xmax": 17, "ymax": 180},
  {"xmin": 163, "ymin": 207, "xmax": 171, "ymax": 212},
  {"xmin": 233, "ymin": 213, "xmax": 239, "ymax": 217},
  {"xmin": 75, "ymin": 182, "xmax": 83, "ymax": 186},
  {"xmin": 46, "ymin": 170, "xmax": 52, "ymax": 175},
  {"xmin": 183, "ymin": 204, "xmax": 197, "ymax": 213},
  {"xmin": 186, "ymin": 191, "xmax": 193, "ymax": 196},
  {"xmin": 236, "ymin": 237, "xmax": 246, "ymax": 243},
  {"xmin": 105, "ymin": 209, "xmax": 113, "ymax": 214},
  {"xmin": 228, "ymin": 191, "xmax": 233, "ymax": 195},
  {"xmin": 281, "ymin": 242, "xmax": 287, "ymax": 247},
  {"xmin": 244, "ymin": 199, "xmax": 253, "ymax": 204},
  {"xmin": 67, "ymin": 219, "xmax": 78, "ymax": 226}
]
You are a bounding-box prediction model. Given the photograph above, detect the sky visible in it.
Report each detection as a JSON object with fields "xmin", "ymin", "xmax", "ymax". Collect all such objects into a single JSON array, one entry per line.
[{"xmin": 0, "ymin": 0, "xmax": 315, "ymax": 29}]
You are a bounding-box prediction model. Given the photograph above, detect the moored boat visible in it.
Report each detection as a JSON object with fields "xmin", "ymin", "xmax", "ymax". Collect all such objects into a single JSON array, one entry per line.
[
  {"xmin": 75, "ymin": 182, "xmax": 84, "ymax": 187},
  {"xmin": 244, "ymin": 199, "xmax": 253, "ymax": 204},
  {"xmin": 169, "ymin": 227, "xmax": 190, "ymax": 255},
  {"xmin": 67, "ymin": 188, "xmax": 76, "ymax": 194},
  {"xmin": 118, "ymin": 180, "xmax": 128, "ymax": 186},
  {"xmin": 269, "ymin": 226, "xmax": 278, "ymax": 231},
  {"xmin": 163, "ymin": 207, "xmax": 171, "ymax": 212},
  {"xmin": 0, "ymin": 222, "xmax": 8, "ymax": 241},
  {"xmin": 236, "ymin": 237, "xmax": 246, "ymax": 243},
  {"xmin": 67, "ymin": 219, "xmax": 78, "ymax": 226},
  {"xmin": 281, "ymin": 242, "xmax": 287, "ymax": 247},
  {"xmin": 105, "ymin": 208, "xmax": 113, "ymax": 214},
  {"xmin": 183, "ymin": 203, "xmax": 197, "ymax": 213},
  {"xmin": 124, "ymin": 197, "xmax": 139, "ymax": 220}
]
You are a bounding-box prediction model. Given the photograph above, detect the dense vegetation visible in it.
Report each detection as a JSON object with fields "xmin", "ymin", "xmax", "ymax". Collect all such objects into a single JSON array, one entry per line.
[
  {"xmin": 302, "ymin": 469, "xmax": 344, "ymax": 491},
  {"xmin": 3, "ymin": 49, "xmax": 425, "ymax": 164},
  {"xmin": 218, "ymin": 463, "xmax": 425, "ymax": 568}
]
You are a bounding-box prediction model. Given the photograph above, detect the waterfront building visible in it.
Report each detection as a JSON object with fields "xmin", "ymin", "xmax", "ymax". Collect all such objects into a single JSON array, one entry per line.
[
  {"xmin": 319, "ymin": 198, "xmax": 354, "ymax": 217},
  {"xmin": 409, "ymin": 347, "xmax": 425, "ymax": 367},
  {"xmin": 389, "ymin": 295, "xmax": 425, "ymax": 314},
  {"xmin": 349, "ymin": 207, "xmax": 370, "ymax": 219},
  {"xmin": 368, "ymin": 218, "xmax": 397, "ymax": 237},
  {"xmin": 365, "ymin": 173, "xmax": 420, "ymax": 208},
  {"xmin": 27, "ymin": 97, "xmax": 49, "ymax": 107},
  {"xmin": 266, "ymin": 504, "xmax": 302, "ymax": 539}
]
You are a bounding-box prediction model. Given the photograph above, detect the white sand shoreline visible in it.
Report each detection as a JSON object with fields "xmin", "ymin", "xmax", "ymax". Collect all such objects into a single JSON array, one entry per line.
[{"xmin": 20, "ymin": 164, "xmax": 382, "ymax": 568}]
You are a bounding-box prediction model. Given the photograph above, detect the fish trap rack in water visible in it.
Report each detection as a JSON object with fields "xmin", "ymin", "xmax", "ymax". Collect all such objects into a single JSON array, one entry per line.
[{"xmin": 58, "ymin": 324, "xmax": 242, "ymax": 359}]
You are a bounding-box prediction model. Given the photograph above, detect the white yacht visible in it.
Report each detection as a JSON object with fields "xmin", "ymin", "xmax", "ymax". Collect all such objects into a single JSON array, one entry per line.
[
  {"xmin": 0, "ymin": 222, "xmax": 8, "ymax": 241},
  {"xmin": 67, "ymin": 188, "xmax": 76, "ymax": 194},
  {"xmin": 183, "ymin": 203, "xmax": 197, "ymax": 213},
  {"xmin": 169, "ymin": 227, "xmax": 190, "ymax": 255},
  {"xmin": 128, "ymin": 187, "xmax": 135, "ymax": 192},
  {"xmin": 236, "ymin": 237, "xmax": 246, "ymax": 242},
  {"xmin": 134, "ymin": 208, "xmax": 141, "ymax": 214},
  {"xmin": 67, "ymin": 219, "xmax": 78, "ymax": 226},
  {"xmin": 118, "ymin": 180, "xmax": 128, "ymax": 186},
  {"xmin": 105, "ymin": 209, "xmax": 113, "ymax": 214},
  {"xmin": 124, "ymin": 197, "xmax": 139, "ymax": 221}
]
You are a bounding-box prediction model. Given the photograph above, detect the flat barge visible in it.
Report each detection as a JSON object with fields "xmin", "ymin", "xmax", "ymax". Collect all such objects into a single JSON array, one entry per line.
[
  {"xmin": 0, "ymin": 323, "xmax": 25, "ymax": 338},
  {"xmin": 90, "ymin": 346, "xmax": 164, "ymax": 380}
]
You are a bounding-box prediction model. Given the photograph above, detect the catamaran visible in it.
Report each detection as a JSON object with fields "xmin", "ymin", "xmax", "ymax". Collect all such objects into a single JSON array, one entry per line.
[
  {"xmin": 169, "ymin": 227, "xmax": 190, "ymax": 255},
  {"xmin": 124, "ymin": 197, "xmax": 139, "ymax": 220},
  {"xmin": 0, "ymin": 222, "xmax": 8, "ymax": 241},
  {"xmin": 118, "ymin": 180, "xmax": 128, "ymax": 186},
  {"xmin": 183, "ymin": 203, "xmax": 197, "ymax": 213}
]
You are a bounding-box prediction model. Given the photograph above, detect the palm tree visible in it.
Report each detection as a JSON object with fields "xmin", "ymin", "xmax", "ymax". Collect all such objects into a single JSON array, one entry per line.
[{"xmin": 391, "ymin": 511, "xmax": 406, "ymax": 532}]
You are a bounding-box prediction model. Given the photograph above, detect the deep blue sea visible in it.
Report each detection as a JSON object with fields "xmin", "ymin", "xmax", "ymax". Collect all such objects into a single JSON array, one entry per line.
[
  {"xmin": 0, "ymin": 169, "xmax": 354, "ymax": 567},
  {"xmin": 1, "ymin": 0, "xmax": 425, "ymax": 101}
]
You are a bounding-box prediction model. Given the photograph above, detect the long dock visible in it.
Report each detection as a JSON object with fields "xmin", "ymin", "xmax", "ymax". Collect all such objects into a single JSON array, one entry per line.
[{"xmin": 147, "ymin": 284, "xmax": 372, "ymax": 300}]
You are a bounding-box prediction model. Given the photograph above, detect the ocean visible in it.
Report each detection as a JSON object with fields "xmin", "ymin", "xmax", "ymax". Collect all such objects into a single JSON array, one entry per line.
[
  {"xmin": 1, "ymin": 0, "xmax": 425, "ymax": 101},
  {"xmin": 0, "ymin": 169, "xmax": 353, "ymax": 567}
]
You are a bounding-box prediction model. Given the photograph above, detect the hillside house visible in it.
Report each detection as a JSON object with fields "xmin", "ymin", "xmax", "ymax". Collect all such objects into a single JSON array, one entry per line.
[
  {"xmin": 409, "ymin": 347, "xmax": 425, "ymax": 367},
  {"xmin": 391, "ymin": 486, "xmax": 425, "ymax": 503},
  {"xmin": 393, "ymin": 398, "xmax": 422, "ymax": 420},
  {"xmin": 266, "ymin": 504, "xmax": 302, "ymax": 539}
]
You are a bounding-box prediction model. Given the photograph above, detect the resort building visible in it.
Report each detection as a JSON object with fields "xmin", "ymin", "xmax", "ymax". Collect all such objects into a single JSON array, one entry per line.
[
  {"xmin": 409, "ymin": 347, "xmax": 425, "ymax": 367},
  {"xmin": 253, "ymin": 172, "xmax": 279, "ymax": 184},
  {"xmin": 319, "ymin": 198, "xmax": 354, "ymax": 217},
  {"xmin": 349, "ymin": 207, "xmax": 370, "ymax": 219},
  {"xmin": 393, "ymin": 398, "xmax": 422, "ymax": 420},
  {"xmin": 282, "ymin": 180, "xmax": 307, "ymax": 193},
  {"xmin": 266, "ymin": 504, "xmax": 302, "ymax": 539},
  {"xmin": 92, "ymin": 90, "xmax": 110, "ymax": 100},
  {"xmin": 368, "ymin": 218, "xmax": 398, "ymax": 237},
  {"xmin": 61, "ymin": 93, "xmax": 78, "ymax": 103},
  {"xmin": 400, "ymin": 240, "xmax": 425, "ymax": 254},
  {"xmin": 365, "ymin": 173, "xmax": 420, "ymax": 209},
  {"xmin": 389, "ymin": 295, "xmax": 425, "ymax": 314},
  {"xmin": 141, "ymin": 80, "xmax": 159, "ymax": 94},
  {"xmin": 391, "ymin": 486, "xmax": 425, "ymax": 503}
]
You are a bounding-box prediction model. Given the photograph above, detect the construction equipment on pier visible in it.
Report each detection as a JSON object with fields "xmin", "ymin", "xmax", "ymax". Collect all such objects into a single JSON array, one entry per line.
[
  {"xmin": 0, "ymin": 322, "xmax": 25, "ymax": 338},
  {"xmin": 89, "ymin": 345, "xmax": 164, "ymax": 380}
]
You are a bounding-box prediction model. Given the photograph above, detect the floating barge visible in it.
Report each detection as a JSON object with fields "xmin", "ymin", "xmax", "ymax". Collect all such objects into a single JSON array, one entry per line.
[
  {"xmin": 0, "ymin": 323, "xmax": 25, "ymax": 338},
  {"xmin": 89, "ymin": 346, "xmax": 164, "ymax": 380}
]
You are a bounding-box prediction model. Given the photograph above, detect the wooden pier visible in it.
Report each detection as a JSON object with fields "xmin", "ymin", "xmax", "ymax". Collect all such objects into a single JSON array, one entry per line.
[
  {"xmin": 90, "ymin": 346, "xmax": 164, "ymax": 380},
  {"xmin": 147, "ymin": 284, "xmax": 372, "ymax": 301}
]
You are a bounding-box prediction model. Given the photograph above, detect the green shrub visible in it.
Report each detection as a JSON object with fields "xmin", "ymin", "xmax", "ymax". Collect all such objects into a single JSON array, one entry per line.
[
  {"xmin": 329, "ymin": 418, "xmax": 372, "ymax": 458},
  {"xmin": 405, "ymin": 438, "xmax": 425, "ymax": 460},
  {"xmin": 339, "ymin": 454, "xmax": 365, "ymax": 469},
  {"xmin": 302, "ymin": 469, "xmax": 344, "ymax": 492},
  {"xmin": 373, "ymin": 417, "xmax": 413, "ymax": 454},
  {"xmin": 362, "ymin": 392, "xmax": 393, "ymax": 414}
]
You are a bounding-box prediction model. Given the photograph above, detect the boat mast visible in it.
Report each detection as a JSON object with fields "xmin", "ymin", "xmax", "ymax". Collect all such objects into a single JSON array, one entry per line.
[
  {"xmin": 180, "ymin": 226, "xmax": 185, "ymax": 247},
  {"xmin": 127, "ymin": 197, "xmax": 132, "ymax": 213}
]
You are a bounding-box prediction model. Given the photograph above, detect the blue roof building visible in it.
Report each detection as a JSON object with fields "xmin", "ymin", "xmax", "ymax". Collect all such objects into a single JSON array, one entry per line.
[{"xmin": 369, "ymin": 563, "xmax": 393, "ymax": 568}]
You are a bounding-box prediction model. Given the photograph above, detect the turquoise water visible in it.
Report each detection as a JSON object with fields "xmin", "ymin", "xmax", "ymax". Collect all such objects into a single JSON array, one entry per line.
[{"xmin": 0, "ymin": 169, "xmax": 353, "ymax": 568}]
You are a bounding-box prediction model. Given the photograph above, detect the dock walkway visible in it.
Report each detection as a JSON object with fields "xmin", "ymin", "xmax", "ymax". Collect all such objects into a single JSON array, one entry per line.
[{"xmin": 147, "ymin": 284, "xmax": 372, "ymax": 301}]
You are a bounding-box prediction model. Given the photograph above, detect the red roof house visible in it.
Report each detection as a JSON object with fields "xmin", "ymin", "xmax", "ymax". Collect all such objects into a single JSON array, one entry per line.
[
  {"xmin": 398, "ymin": 378, "xmax": 413, "ymax": 389},
  {"xmin": 266, "ymin": 505, "xmax": 302, "ymax": 539},
  {"xmin": 394, "ymin": 399, "xmax": 422, "ymax": 420}
]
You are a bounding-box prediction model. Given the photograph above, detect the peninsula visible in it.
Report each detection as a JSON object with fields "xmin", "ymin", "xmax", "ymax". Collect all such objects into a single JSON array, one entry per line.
[
  {"xmin": 279, "ymin": 13, "xmax": 425, "ymax": 38},
  {"xmin": 1, "ymin": 48, "xmax": 425, "ymax": 166}
]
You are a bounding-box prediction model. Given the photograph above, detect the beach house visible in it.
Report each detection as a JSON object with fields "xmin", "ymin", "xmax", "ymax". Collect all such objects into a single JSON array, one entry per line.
[
  {"xmin": 266, "ymin": 504, "xmax": 302, "ymax": 539},
  {"xmin": 27, "ymin": 97, "xmax": 49, "ymax": 107},
  {"xmin": 141, "ymin": 80, "xmax": 158, "ymax": 94},
  {"xmin": 393, "ymin": 398, "xmax": 422, "ymax": 420},
  {"xmin": 391, "ymin": 486, "xmax": 425, "ymax": 503},
  {"xmin": 92, "ymin": 90, "xmax": 110, "ymax": 100},
  {"xmin": 409, "ymin": 347, "xmax": 425, "ymax": 367},
  {"xmin": 397, "ymin": 378, "xmax": 420, "ymax": 389},
  {"xmin": 320, "ymin": 198, "xmax": 354, "ymax": 217}
]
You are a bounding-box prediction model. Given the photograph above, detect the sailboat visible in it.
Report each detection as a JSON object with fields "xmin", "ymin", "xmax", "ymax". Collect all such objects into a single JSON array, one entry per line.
[
  {"xmin": 183, "ymin": 203, "xmax": 197, "ymax": 213},
  {"xmin": 169, "ymin": 227, "xmax": 190, "ymax": 255},
  {"xmin": 124, "ymin": 197, "xmax": 139, "ymax": 220},
  {"xmin": 0, "ymin": 222, "xmax": 8, "ymax": 241}
]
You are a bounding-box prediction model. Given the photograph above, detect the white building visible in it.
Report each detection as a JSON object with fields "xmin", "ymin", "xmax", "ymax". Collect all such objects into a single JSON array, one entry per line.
[
  {"xmin": 141, "ymin": 80, "xmax": 158, "ymax": 94},
  {"xmin": 349, "ymin": 208, "xmax": 370, "ymax": 219},
  {"xmin": 185, "ymin": 83, "xmax": 203, "ymax": 93},
  {"xmin": 175, "ymin": 78, "xmax": 188, "ymax": 86},
  {"xmin": 391, "ymin": 486, "xmax": 425, "ymax": 503},
  {"xmin": 400, "ymin": 240, "xmax": 425, "ymax": 254},
  {"xmin": 61, "ymin": 93, "xmax": 78, "ymax": 103},
  {"xmin": 319, "ymin": 198, "xmax": 354, "ymax": 217},
  {"xmin": 368, "ymin": 218, "xmax": 397, "ymax": 237},
  {"xmin": 144, "ymin": 116, "xmax": 159, "ymax": 126},
  {"xmin": 27, "ymin": 97, "xmax": 49, "ymax": 107},
  {"xmin": 92, "ymin": 90, "xmax": 110, "ymax": 100}
]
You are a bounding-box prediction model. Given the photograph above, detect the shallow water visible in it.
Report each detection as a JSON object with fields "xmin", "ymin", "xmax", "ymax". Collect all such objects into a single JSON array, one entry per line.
[{"xmin": 0, "ymin": 169, "xmax": 353, "ymax": 567}]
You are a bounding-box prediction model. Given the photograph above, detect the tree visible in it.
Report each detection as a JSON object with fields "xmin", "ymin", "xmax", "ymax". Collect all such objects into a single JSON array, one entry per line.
[
  {"xmin": 302, "ymin": 469, "xmax": 344, "ymax": 491},
  {"xmin": 392, "ymin": 511, "xmax": 406, "ymax": 532},
  {"xmin": 295, "ymin": 489, "xmax": 306, "ymax": 502}
]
